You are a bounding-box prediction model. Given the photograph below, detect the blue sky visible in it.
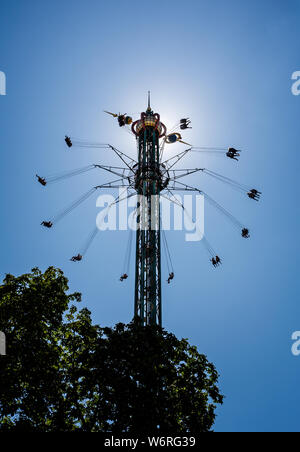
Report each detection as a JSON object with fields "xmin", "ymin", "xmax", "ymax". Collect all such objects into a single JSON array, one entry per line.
[{"xmin": 1, "ymin": 0, "xmax": 300, "ymax": 432}]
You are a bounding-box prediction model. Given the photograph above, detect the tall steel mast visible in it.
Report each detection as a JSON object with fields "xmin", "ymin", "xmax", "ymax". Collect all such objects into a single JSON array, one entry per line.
[{"xmin": 132, "ymin": 93, "xmax": 167, "ymax": 326}]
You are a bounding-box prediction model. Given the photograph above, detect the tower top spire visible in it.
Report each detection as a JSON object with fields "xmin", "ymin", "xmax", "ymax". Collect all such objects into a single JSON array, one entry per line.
[{"xmin": 147, "ymin": 91, "xmax": 151, "ymax": 112}]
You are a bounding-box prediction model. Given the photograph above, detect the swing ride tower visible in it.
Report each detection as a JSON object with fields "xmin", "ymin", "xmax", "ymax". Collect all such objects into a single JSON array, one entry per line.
[
  {"xmin": 38, "ymin": 93, "xmax": 261, "ymax": 330},
  {"xmin": 131, "ymin": 95, "xmax": 167, "ymax": 326}
]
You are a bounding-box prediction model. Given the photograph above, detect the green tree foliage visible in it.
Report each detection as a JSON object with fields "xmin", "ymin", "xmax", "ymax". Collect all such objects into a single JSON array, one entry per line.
[{"xmin": 0, "ymin": 267, "xmax": 223, "ymax": 432}]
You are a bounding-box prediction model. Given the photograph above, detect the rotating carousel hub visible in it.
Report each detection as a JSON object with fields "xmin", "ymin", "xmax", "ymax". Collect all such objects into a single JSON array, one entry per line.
[{"xmin": 133, "ymin": 163, "xmax": 170, "ymax": 191}]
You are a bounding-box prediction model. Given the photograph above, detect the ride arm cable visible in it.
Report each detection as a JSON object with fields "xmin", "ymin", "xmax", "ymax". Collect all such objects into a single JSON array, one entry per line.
[
  {"xmin": 48, "ymin": 187, "xmax": 98, "ymax": 225},
  {"xmin": 167, "ymin": 180, "xmax": 246, "ymax": 230},
  {"xmin": 74, "ymin": 191, "xmax": 136, "ymax": 259},
  {"xmin": 67, "ymin": 138, "xmax": 137, "ymax": 169}
]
